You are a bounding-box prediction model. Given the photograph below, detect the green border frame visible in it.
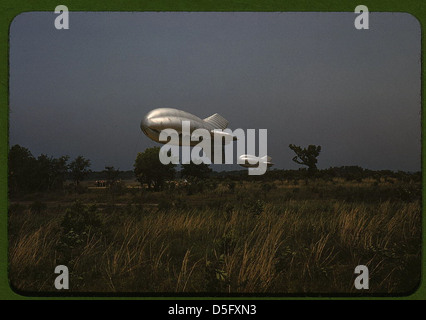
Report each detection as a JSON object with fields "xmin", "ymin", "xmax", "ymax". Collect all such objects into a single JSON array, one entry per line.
[{"xmin": 0, "ymin": 0, "xmax": 424, "ymax": 300}]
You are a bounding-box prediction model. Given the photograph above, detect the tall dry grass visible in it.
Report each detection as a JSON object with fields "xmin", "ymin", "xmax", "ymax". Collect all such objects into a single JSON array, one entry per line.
[{"xmin": 8, "ymin": 184, "xmax": 421, "ymax": 295}]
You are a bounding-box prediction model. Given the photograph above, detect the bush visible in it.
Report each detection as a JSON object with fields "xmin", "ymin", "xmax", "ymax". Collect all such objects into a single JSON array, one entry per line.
[
  {"xmin": 397, "ymin": 185, "xmax": 421, "ymax": 201},
  {"xmin": 243, "ymin": 199, "xmax": 265, "ymax": 216},
  {"xmin": 57, "ymin": 201, "xmax": 102, "ymax": 263},
  {"xmin": 205, "ymin": 254, "xmax": 229, "ymax": 292}
]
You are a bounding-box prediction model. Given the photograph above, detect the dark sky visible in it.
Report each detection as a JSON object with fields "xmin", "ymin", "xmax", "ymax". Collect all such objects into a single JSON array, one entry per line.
[{"xmin": 9, "ymin": 12, "xmax": 421, "ymax": 172}]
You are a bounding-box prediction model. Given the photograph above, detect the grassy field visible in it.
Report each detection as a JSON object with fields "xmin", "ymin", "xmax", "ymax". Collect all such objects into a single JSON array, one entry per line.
[{"xmin": 8, "ymin": 177, "xmax": 422, "ymax": 295}]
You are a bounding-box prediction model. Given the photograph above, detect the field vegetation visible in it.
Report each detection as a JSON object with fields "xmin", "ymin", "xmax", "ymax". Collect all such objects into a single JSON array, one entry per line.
[{"xmin": 9, "ymin": 173, "xmax": 421, "ymax": 295}]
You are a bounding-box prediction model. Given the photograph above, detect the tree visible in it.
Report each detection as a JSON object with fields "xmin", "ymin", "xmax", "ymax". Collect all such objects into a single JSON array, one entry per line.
[
  {"xmin": 34, "ymin": 154, "xmax": 70, "ymax": 191},
  {"xmin": 34, "ymin": 154, "xmax": 54, "ymax": 191},
  {"xmin": 69, "ymin": 156, "xmax": 91, "ymax": 186},
  {"xmin": 50, "ymin": 155, "xmax": 70, "ymax": 189},
  {"xmin": 181, "ymin": 162, "xmax": 212, "ymax": 180},
  {"xmin": 134, "ymin": 147, "xmax": 175, "ymax": 191},
  {"xmin": 289, "ymin": 144, "xmax": 321, "ymax": 175},
  {"xmin": 8, "ymin": 144, "xmax": 37, "ymax": 194},
  {"xmin": 9, "ymin": 145, "xmax": 70, "ymax": 194}
]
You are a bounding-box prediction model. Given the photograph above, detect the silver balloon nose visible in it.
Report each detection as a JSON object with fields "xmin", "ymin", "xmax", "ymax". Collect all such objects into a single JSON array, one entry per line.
[{"xmin": 140, "ymin": 114, "xmax": 152, "ymax": 135}]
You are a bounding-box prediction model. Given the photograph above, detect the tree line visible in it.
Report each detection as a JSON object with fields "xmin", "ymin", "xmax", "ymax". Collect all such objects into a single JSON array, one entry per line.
[
  {"xmin": 8, "ymin": 145, "xmax": 91, "ymax": 195},
  {"xmin": 8, "ymin": 144, "xmax": 212, "ymax": 195},
  {"xmin": 9, "ymin": 143, "xmax": 419, "ymax": 195}
]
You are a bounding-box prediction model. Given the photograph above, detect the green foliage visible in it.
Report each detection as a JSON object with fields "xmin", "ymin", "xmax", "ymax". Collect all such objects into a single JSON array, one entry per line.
[
  {"xmin": 34, "ymin": 154, "xmax": 70, "ymax": 191},
  {"xmin": 8, "ymin": 145, "xmax": 37, "ymax": 194},
  {"xmin": 69, "ymin": 156, "xmax": 91, "ymax": 186},
  {"xmin": 289, "ymin": 144, "xmax": 322, "ymax": 175},
  {"xmin": 396, "ymin": 184, "xmax": 421, "ymax": 201},
  {"xmin": 8, "ymin": 145, "xmax": 70, "ymax": 194},
  {"xmin": 8, "ymin": 178, "xmax": 422, "ymax": 294},
  {"xmin": 134, "ymin": 147, "xmax": 176, "ymax": 191},
  {"xmin": 215, "ymin": 230, "xmax": 238, "ymax": 255},
  {"xmin": 7, "ymin": 145, "xmax": 423, "ymax": 294},
  {"xmin": 57, "ymin": 201, "xmax": 102, "ymax": 263},
  {"xmin": 205, "ymin": 253, "xmax": 229, "ymax": 292},
  {"xmin": 243, "ymin": 199, "xmax": 265, "ymax": 215},
  {"xmin": 61, "ymin": 201, "xmax": 101, "ymax": 234},
  {"xmin": 181, "ymin": 162, "xmax": 212, "ymax": 179}
]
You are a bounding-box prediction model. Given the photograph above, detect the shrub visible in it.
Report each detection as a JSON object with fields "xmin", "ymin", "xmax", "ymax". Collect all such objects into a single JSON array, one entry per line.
[
  {"xmin": 57, "ymin": 201, "xmax": 102, "ymax": 263},
  {"xmin": 397, "ymin": 184, "xmax": 421, "ymax": 201},
  {"xmin": 205, "ymin": 254, "xmax": 229, "ymax": 292},
  {"xmin": 243, "ymin": 199, "xmax": 265, "ymax": 216}
]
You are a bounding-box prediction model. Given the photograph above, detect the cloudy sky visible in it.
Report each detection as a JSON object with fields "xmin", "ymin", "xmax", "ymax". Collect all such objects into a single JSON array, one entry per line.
[{"xmin": 9, "ymin": 12, "xmax": 421, "ymax": 172}]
